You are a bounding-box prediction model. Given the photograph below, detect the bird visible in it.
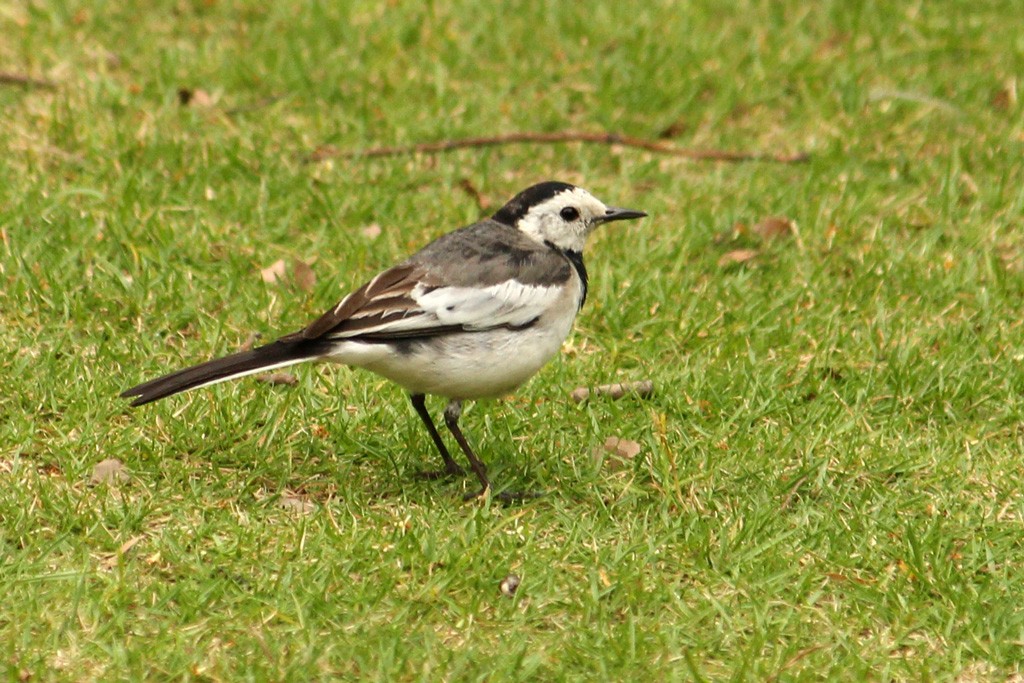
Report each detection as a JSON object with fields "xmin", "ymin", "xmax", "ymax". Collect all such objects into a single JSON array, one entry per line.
[{"xmin": 122, "ymin": 181, "xmax": 647, "ymax": 499}]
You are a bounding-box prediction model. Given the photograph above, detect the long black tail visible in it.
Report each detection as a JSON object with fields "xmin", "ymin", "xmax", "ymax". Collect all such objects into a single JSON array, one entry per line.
[{"xmin": 121, "ymin": 339, "xmax": 327, "ymax": 407}]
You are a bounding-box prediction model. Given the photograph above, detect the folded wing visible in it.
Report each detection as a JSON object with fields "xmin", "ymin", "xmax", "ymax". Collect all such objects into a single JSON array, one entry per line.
[{"xmin": 296, "ymin": 264, "xmax": 562, "ymax": 343}]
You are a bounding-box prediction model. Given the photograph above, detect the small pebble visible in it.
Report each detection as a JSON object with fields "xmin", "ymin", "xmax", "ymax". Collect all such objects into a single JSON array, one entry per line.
[{"xmin": 499, "ymin": 574, "xmax": 521, "ymax": 598}]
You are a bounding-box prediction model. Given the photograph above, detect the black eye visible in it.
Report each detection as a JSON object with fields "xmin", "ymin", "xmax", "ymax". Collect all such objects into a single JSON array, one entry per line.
[{"xmin": 560, "ymin": 206, "xmax": 580, "ymax": 221}]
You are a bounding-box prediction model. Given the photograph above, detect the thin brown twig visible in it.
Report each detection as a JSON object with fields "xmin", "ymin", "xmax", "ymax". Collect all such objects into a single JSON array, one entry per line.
[
  {"xmin": 308, "ymin": 131, "xmax": 809, "ymax": 164},
  {"xmin": 0, "ymin": 71, "xmax": 57, "ymax": 90}
]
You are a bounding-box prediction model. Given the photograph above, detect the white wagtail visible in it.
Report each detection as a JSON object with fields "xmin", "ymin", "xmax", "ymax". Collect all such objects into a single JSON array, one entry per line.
[{"xmin": 122, "ymin": 181, "xmax": 647, "ymax": 498}]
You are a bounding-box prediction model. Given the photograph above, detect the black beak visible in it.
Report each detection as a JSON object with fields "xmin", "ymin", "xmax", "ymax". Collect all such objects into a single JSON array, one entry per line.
[{"xmin": 597, "ymin": 207, "xmax": 647, "ymax": 224}]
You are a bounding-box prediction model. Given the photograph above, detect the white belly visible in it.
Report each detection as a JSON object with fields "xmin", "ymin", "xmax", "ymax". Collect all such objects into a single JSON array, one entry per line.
[{"xmin": 324, "ymin": 312, "xmax": 577, "ymax": 399}]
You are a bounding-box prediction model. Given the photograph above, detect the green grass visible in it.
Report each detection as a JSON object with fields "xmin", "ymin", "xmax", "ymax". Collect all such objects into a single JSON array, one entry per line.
[{"xmin": 3, "ymin": 0, "xmax": 1024, "ymax": 679}]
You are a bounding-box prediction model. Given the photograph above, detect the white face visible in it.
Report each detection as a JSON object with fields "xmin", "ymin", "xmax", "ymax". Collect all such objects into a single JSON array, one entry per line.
[{"xmin": 515, "ymin": 187, "xmax": 612, "ymax": 252}]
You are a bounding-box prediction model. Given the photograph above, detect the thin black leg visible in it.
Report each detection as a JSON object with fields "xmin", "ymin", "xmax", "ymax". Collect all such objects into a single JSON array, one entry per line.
[
  {"xmin": 410, "ymin": 394, "xmax": 464, "ymax": 478},
  {"xmin": 443, "ymin": 400, "xmax": 491, "ymax": 498}
]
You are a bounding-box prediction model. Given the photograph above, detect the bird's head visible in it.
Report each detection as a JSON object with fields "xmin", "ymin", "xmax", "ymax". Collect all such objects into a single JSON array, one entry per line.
[{"xmin": 492, "ymin": 181, "xmax": 647, "ymax": 253}]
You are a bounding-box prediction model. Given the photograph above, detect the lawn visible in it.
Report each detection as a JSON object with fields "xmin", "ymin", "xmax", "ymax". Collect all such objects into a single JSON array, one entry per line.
[{"xmin": 3, "ymin": 0, "xmax": 1024, "ymax": 679}]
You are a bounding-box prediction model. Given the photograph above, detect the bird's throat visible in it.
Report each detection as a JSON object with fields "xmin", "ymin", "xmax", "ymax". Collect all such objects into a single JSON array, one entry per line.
[{"xmin": 545, "ymin": 240, "xmax": 588, "ymax": 309}]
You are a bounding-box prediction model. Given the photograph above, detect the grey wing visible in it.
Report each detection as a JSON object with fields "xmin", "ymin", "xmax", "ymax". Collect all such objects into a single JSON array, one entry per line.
[{"xmin": 294, "ymin": 221, "xmax": 572, "ymax": 342}]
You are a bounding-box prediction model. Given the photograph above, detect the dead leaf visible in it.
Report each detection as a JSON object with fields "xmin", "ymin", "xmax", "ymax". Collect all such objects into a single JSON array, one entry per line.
[
  {"xmin": 753, "ymin": 216, "xmax": 794, "ymax": 240},
  {"xmin": 100, "ymin": 535, "xmax": 147, "ymax": 569},
  {"xmin": 594, "ymin": 436, "xmax": 642, "ymax": 472},
  {"xmin": 657, "ymin": 120, "xmax": 688, "ymax": 139},
  {"xmin": 238, "ymin": 332, "xmax": 263, "ymax": 352},
  {"xmin": 361, "ymin": 223, "xmax": 382, "ymax": 240},
  {"xmin": 718, "ymin": 249, "xmax": 758, "ymax": 267},
  {"xmin": 193, "ymin": 89, "xmax": 214, "ymax": 107},
  {"xmin": 603, "ymin": 437, "xmax": 641, "ymax": 460},
  {"xmin": 292, "ymin": 259, "xmax": 316, "ymax": 292},
  {"xmin": 178, "ymin": 87, "xmax": 214, "ymax": 107},
  {"xmin": 991, "ymin": 80, "xmax": 1017, "ymax": 111},
  {"xmin": 90, "ymin": 458, "xmax": 129, "ymax": 485},
  {"xmin": 279, "ymin": 495, "xmax": 315, "ymax": 515},
  {"xmin": 712, "ymin": 221, "xmax": 748, "ymax": 245},
  {"xmin": 260, "ymin": 259, "xmax": 287, "ymax": 284},
  {"xmin": 257, "ymin": 372, "xmax": 298, "ymax": 386},
  {"xmin": 571, "ymin": 380, "xmax": 654, "ymax": 403}
]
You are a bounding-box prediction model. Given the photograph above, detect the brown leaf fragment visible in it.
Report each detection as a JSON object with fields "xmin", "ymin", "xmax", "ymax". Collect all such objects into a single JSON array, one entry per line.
[
  {"xmin": 292, "ymin": 259, "xmax": 316, "ymax": 292},
  {"xmin": 260, "ymin": 259, "xmax": 287, "ymax": 284},
  {"xmin": 257, "ymin": 372, "xmax": 297, "ymax": 386},
  {"xmin": 713, "ymin": 221, "xmax": 748, "ymax": 245},
  {"xmin": 718, "ymin": 249, "xmax": 758, "ymax": 267},
  {"xmin": 571, "ymin": 380, "xmax": 654, "ymax": 403},
  {"xmin": 603, "ymin": 437, "xmax": 641, "ymax": 459},
  {"xmin": 238, "ymin": 332, "xmax": 263, "ymax": 352},
  {"xmin": 178, "ymin": 87, "xmax": 214, "ymax": 107},
  {"xmin": 100, "ymin": 535, "xmax": 147, "ymax": 569},
  {"xmin": 192, "ymin": 89, "xmax": 215, "ymax": 107},
  {"xmin": 90, "ymin": 458, "xmax": 129, "ymax": 485},
  {"xmin": 753, "ymin": 216, "xmax": 794, "ymax": 240},
  {"xmin": 991, "ymin": 80, "xmax": 1018, "ymax": 111},
  {"xmin": 594, "ymin": 436, "xmax": 642, "ymax": 472},
  {"xmin": 657, "ymin": 120, "xmax": 688, "ymax": 139},
  {"xmin": 279, "ymin": 495, "xmax": 315, "ymax": 515},
  {"xmin": 826, "ymin": 572, "xmax": 872, "ymax": 586}
]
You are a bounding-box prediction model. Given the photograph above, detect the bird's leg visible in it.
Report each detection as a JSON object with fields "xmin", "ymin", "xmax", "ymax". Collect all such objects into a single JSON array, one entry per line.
[
  {"xmin": 443, "ymin": 401, "xmax": 544, "ymax": 503},
  {"xmin": 410, "ymin": 394, "xmax": 465, "ymax": 479},
  {"xmin": 442, "ymin": 400, "xmax": 492, "ymax": 498}
]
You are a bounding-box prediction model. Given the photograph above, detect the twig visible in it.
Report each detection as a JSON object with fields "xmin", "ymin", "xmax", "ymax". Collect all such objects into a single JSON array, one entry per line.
[
  {"xmin": 571, "ymin": 380, "xmax": 655, "ymax": 403},
  {"xmin": 308, "ymin": 131, "xmax": 809, "ymax": 164},
  {"xmin": 0, "ymin": 71, "xmax": 57, "ymax": 90}
]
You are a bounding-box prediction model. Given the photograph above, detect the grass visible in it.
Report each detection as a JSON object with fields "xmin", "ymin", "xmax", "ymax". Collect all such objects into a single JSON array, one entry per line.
[{"xmin": 3, "ymin": 0, "xmax": 1024, "ymax": 679}]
